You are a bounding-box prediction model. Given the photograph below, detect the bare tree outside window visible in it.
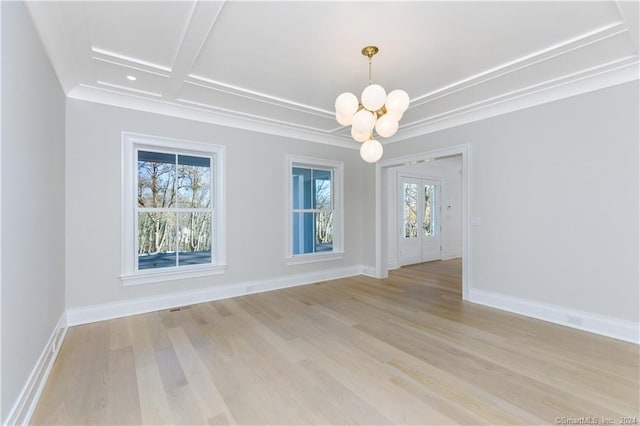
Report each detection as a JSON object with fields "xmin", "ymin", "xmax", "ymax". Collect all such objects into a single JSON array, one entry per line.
[
  {"xmin": 403, "ymin": 183, "xmax": 418, "ymax": 238},
  {"xmin": 137, "ymin": 151, "xmax": 212, "ymax": 269}
]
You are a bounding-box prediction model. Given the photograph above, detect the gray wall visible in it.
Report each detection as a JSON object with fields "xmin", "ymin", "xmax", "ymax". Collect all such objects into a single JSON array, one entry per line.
[
  {"xmin": 66, "ymin": 81, "xmax": 639, "ymax": 325},
  {"xmin": 383, "ymin": 81, "xmax": 639, "ymax": 323},
  {"xmin": 65, "ymin": 99, "xmax": 370, "ymax": 308},
  {"xmin": 1, "ymin": 2, "xmax": 66, "ymax": 420}
]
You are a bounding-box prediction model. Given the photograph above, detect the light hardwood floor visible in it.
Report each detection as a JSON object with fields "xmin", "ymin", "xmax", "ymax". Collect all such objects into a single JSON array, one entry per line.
[{"xmin": 32, "ymin": 259, "xmax": 639, "ymax": 425}]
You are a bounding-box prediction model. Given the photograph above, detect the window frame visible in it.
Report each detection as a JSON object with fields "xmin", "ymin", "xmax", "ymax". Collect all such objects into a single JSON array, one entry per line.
[
  {"xmin": 121, "ymin": 132, "xmax": 226, "ymax": 285},
  {"xmin": 286, "ymin": 155, "xmax": 344, "ymax": 265}
]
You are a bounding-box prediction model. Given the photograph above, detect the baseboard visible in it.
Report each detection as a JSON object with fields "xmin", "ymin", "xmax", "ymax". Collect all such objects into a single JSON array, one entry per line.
[
  {"xmin": 4, "ymin": 313, "xmax": 68, "ymax": 425},
  {"xmin": 361, "ymin": 266, "xmax": 378, "ymax": 278},
  {"xmin": 442, "ymin": 249, "xmax": 461, "ymax": 260},
  {"xmin": 468, "ymin": 288, "xmax": 639, "ymax": 344},
  {"xmin": 67, "ymin": 265, "xmax": 367, "ymax": 326},
  {"xmin": 387, "ymin": 258, "xmax": 399, "ymax": 270}
]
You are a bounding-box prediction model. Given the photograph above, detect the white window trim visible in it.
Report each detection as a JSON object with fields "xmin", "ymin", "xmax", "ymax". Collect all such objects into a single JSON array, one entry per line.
[
  {"xmin": 286, "ymin": 155, "xmax": 344, "ymax": 265},
  {"xmin": 121, "ymin": 132, "xmax": 226, "ymax": 286}
]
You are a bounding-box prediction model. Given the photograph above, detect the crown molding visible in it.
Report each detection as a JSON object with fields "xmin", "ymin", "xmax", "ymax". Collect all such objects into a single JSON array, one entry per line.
[
  {"xmin": 28, "ymin": 1, "xmax": 639, "ymax": 148},
  {"xmin": 68, "ymin": 85, "xmax": 357, "ymax": 149},
  {"xmin": 385, "ymin": 59, "xmax": 639, "ymax": 144}
]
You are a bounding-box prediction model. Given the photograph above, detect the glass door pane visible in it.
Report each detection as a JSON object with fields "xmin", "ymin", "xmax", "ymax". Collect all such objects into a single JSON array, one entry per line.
[
  {"xmin": 423, "ymin": 184, "xmax": 437, "ymax": 236},
  {"xmin": 403, "ymin": 183, "xmax": 418, "ymax": 238}
]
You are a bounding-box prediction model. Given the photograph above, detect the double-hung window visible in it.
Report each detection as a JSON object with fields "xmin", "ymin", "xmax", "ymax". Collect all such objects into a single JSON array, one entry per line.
[
  {"xmin": 121, "ymin": 133, "xmax": 226, "ymax": 285},
  {"xmin": 287, "ymin": 156, "xmax": 344, "ymax": 264}
]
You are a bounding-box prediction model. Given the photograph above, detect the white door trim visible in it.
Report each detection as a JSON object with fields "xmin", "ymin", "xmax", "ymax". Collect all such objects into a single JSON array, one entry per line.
[{"xmin": 375, "ymin": 144, "xmax": 470, "ymax": 300}]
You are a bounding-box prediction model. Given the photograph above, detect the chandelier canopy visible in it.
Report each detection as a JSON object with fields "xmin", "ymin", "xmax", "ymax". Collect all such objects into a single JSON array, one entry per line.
[{"xmin": 335, "ymin": 46, "xmax": 409, "ymax": 163}]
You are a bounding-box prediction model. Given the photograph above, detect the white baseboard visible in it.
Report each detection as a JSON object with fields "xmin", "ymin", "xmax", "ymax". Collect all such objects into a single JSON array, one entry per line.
[
  {"xmin": 4, "ymin": 313, "xmax": 68, "ymax": 425},
  {"xmin": 361, "ymin": 266, "xmax": 378, "ymax": 278},
  {"xmin": 442, "ymin": 249, "xmax": 462, "ymax": 260},
  {"xmin": 468, "ymin": 288, "xmax": 639, "ymax": 344},
  {"xmin": 67, "ymin": 265, "xmax": 367, "ymax": 326}
]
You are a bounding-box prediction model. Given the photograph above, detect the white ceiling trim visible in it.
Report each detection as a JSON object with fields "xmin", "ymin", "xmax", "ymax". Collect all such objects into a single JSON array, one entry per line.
[
  {"xmin": 410, "ymin": 22, "xmax": 628, "ymax": 108},
  {"xmin": 386, "ymin": 59, "xmax": 639, "ymax": 144},
  {"xmin": 402, "ymin": 57, "xmax": 637, "ymax": 131},
  {"xmin": 69, "ymin": 85, "xmax": 356, "ymax": 150},
  {"xmin": 92, "ymin": 47, "xmax": 172, "ymax": 73},
  {"xmin": 95, "ymin": 81, "xmax": 162, "ymax": 98},
  {"xmin": 185, "ymin": 76, "xmax": 334, "ymax": 118},
  {"xmin": 175, "ymin": 95, "xmax": 339, "ymax": 134},
  {"xmin": 161, "ymin": 1, "xmax": 224, "ymax": 100},
  {"xmin": 92, "ymin": 56, "xmax": 170, "ymax": 79},
  {"xmin": 25, "ymin": 1, "xmax": 639, "ymax": 149},
  {"xmin": 183, "ymin": 75, "xmax": 348, "ymax": 135}
]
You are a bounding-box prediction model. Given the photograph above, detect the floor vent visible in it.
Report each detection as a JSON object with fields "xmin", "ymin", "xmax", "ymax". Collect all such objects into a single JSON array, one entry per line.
[{"xmin": 169, "ymin": 305, "xmax": 192, "ymax": 312}]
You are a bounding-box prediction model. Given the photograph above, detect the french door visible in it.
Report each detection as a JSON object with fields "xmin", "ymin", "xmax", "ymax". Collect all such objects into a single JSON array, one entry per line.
[{"xmin": 398, "ymin": 176, "xmax": 442, "ymax": 266}]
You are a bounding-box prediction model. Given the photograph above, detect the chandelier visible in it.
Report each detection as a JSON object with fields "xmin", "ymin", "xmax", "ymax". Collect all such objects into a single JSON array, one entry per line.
[{"xmin": 335, "ymin": 46, "xmax": 410, "ymax": 163}]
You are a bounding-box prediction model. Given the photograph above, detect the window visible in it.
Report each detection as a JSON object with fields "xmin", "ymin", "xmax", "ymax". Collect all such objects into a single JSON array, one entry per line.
[
  {"xmin": 121, "ymin": 133, "xmax": 226, "ymax": 285},
  {"xmin": 287, "ymin": 156, "xmax": 343, "ymax": 265}
]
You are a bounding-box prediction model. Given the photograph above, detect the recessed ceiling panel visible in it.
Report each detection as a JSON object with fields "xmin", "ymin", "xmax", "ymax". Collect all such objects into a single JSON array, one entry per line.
[
  {"xmin": 86, "ymin": 1, "xmax": 197, "ymax": 71},
  {"xmin": 191, "ymin": 1, "xmax": 623, "ymax": 112},
  {"xmin": 25, "ymin": 0, "xmax": 639, "ymax": 145},
  {"xmin": 94, "ymin": 59, "xmax": 169, "ymax": 97}
]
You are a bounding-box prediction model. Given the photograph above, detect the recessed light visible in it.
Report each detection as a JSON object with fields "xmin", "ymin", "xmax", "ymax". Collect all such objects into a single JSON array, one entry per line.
[{"xmin": 126, "ymin": 75, "xmax": 137, "ymax": 81}]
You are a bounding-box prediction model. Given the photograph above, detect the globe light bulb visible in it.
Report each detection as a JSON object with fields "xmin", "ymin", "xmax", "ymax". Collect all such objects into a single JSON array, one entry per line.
[
  {"xmin": 386, "ymin": 108, "xmax": 403, "ymax": 121},
  {"xmin": 385, "ymin": 89, "xmax": 410, "ymax": 114},
  {"xmin": 334, "ymin": 92, "xmax": 359, "ymax": 117},
  {"xmin": 374, "ymin": 114, "xmax": 399, "ymax": 138},
  {"xmin": 336, "ymin": 112, "xmax": 353, "ymax": 126},
  {"xmin": 351, "ymin": 127, "xmax": 370, "ymax": 143},
  {"xmin": 360, "ymin": 139, "xmax": 383, "ymax": 163},
  {"xmin": 351, "ymin": 109, "xmax": 376, "ymax": 134},
  {"xmin": 361, "ymin": 84, "xmax": 386, "ymax": 111}
]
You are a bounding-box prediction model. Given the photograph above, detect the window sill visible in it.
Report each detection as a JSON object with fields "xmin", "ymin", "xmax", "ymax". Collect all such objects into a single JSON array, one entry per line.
[
  {"xmin": 286, "ymin": 251, "xmax": 344, "ymax": 266},
  {"xmin": 120, "ymin": 264, "xmax": 227, "ymax": 286}
]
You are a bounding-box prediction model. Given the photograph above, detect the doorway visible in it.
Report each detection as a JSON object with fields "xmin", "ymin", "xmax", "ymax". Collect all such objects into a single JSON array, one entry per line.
[
  {"xmin": 398, "ymin": 176, "xmax": 442, "ymax": 265},
  {"xmin": 374, "ymin": 144, "xmax": 469, "ymax": 300}
]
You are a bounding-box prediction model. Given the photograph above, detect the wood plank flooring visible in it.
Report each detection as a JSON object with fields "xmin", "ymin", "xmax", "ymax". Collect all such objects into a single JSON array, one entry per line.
[{"xmin": 32, "ymin": 259, "xmax": 639, "ymax": 425}]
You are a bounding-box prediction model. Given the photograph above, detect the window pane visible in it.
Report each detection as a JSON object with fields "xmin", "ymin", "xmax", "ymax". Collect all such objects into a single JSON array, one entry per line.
[
  {"xmin": 293, "ymin": 212, "xmax": 334, "ymax": 254},
  {"xmin": 138, "ymin": 212, "xmax": 177, "ymax": 269},
  {"xmin": 403, "ymin": 183, "xmax": 418, "ymax": 238},
  {"xmin": 177, "ymin": 155, "xmax": 211, "ymax": 208},
  {"xmin": 315, "ymin": 211, "xmax": 333, "ymax": 252},
  {"xmin": 138, "ymin": 151, "xmax": 176, "ymax": 208},
  {"xmin": 292, "ymin": 212, "xmax": 314, "ymax": 254},
  {"xmin": 314, "ymin": 169, "xmax": 332, "ymax": 210},
  {"xmin": 178, "ymin": 212, "xmax": 212, "ymax": 266},
  {"xmin": 292, "ymin": 167, "xmax": 312, "ymax": 209},
  {"xmin": 424, "ymin": 184, "xmax": 436, "ymax": 236}
]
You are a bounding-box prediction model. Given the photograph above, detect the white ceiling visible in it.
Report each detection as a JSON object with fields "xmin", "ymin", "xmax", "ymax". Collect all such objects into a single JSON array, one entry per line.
[{"xmin": 26, "ymin": 1, "xmax": 639, "ymax": 148}]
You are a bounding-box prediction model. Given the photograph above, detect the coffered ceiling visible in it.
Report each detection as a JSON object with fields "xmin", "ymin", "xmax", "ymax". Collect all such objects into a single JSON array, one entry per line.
[{"xmin": 26, "ymin": 1, "xmax": 639, "ymax": 148}]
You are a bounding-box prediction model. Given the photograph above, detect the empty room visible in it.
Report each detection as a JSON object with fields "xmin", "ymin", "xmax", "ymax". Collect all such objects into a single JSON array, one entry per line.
[{"xmin": 1, "ymin": 1, "xmax": 639, "ymax": 425}]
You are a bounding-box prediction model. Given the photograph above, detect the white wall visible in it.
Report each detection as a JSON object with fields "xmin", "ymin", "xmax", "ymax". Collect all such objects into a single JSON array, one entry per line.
[
  {"xmin": 1, "ymin": 2, "xmax": 66, "ymax": 421},
  {"xmin": 440, "ymin": 159, "xmax": 462, "ymax": 259},
  {"xmin": 382, "ymin": 81, "xmax": 639, "ymax": 325},
  {"xmin": 65, "ymin": 99, "xmax": 371, "ymax": 311}
]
